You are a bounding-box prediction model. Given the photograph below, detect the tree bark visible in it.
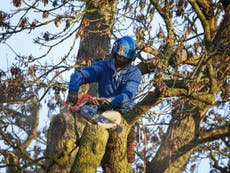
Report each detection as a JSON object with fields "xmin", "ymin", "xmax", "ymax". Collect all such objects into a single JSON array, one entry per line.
[
  {"xmin": 45, "ymin": 111, "xmax": 77, "ymax": 173},
  {"xmin": 101, "ymin": 120, "xmax": 133, "ymax": 173},
  {"xmin": 147, "ymin": 4, "xmax": 230, "ymax": 172},
  {"xmin": 70, "ymin": 124, "xmax": 109, "ymax": 173},
  {"xmin": 45, "ymin": 1, "xmax": 119, "ymax": 173},
  {"xmin": 146, "ymin": 101, "xmax": 203, "ymax": 173}
]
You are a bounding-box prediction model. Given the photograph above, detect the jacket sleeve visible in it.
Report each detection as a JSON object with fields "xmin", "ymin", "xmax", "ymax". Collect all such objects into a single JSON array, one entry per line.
[
  {"xmin": 110, "ymin": 68, "xmax": 142, "ymax": 109},
  {"xmin": 68, "ymin": 61, "xmax": 104, "ymax": 92}
]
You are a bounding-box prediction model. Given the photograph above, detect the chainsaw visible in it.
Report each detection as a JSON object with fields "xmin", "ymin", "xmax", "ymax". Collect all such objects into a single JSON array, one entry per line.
[{"xmin": 64, "ymin": 94, "xmax": 122, "ymax": 133}]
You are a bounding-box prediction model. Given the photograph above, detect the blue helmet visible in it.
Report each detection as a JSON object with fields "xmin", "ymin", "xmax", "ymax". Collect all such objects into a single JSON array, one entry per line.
[{"xmin": 112, "ymin": 36, "xmax": 136, "ymax": 60}]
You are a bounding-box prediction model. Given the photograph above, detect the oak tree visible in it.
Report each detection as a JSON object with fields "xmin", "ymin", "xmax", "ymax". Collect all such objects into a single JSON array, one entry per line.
[{"xmin": 0, "ymin": 0, "xmax": 229, "ymax": 173}]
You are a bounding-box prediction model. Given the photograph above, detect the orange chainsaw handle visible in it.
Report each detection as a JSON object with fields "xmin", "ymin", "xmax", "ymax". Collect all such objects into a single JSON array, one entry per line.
[
  {"xmin": 64, "ymin": 94, "xmax": 99, "ymax": 112},
  {"xmin": 63, "ymin": 100, "xmax": 80, "ymax": 112}
]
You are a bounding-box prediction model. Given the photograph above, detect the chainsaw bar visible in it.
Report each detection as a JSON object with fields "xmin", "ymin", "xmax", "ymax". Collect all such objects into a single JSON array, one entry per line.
[
  {"xmin": 79, "ymin": 105, "xmax": 122, "ymax": 132},
  {"xmin": 64, "ymin": 94, "xmax": 122, "ymax": 132}
]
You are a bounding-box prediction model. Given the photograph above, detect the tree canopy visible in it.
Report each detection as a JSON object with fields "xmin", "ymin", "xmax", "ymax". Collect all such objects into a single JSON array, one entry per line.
[{"xmin": 0, "ymin": 0, "xmax": 229, "ymax": 173}]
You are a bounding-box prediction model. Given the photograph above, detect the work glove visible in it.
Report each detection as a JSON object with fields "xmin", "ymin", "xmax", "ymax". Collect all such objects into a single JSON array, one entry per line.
[
  {"xmin": 66, "ymin": 90, "xmax": 78, "ymax": 106},
  {"xmin": 98, "ymin": 97, "xmax": 112, "ymax": 112}
]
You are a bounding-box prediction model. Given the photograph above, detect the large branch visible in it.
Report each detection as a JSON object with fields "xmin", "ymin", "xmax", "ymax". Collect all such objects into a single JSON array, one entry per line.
[
  {"xmin": 126, "ymin": 88, "xmax": 162, "ymax": 124},
  {"xmin": 212, "ymin": 3, "xmax": 230, "ymax": 55},
  {"xmin": 70, "ymin": 125, "xmax": 109, "ymax": 173},
  {"xmin": 198, "ymin": 123, "xmax": 230, "ymax": 144},
  {"xmin": 166, "ymin": 123, "xmax": 230, "ymax": 171},
  {"xmin": 150, "ymin": 0, "xmax": 175, "ymax": 46},
  {"xmin": 188, "ymin": 0, "xmax": 211, "ymax": 43},
  {"xmin": 20, "ymin": 99, "xmax": 40, "ymax": 150},
  {"xmin": 0, "ymin": 99, "xmax": 40, "ymax": 151}
]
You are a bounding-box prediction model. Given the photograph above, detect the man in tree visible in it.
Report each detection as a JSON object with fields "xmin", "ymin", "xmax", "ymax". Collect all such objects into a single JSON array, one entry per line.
[{"xmin": 66, "ymin": 36, "xmax": 142, "ymax": 163}]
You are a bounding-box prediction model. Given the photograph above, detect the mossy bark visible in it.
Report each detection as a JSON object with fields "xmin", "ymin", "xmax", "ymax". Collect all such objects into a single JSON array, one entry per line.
[
  {"xmin": 101, "ymin": 120, "xmax": 133, "ymax": 173},
  {"xmin": 70, "ymin": 124, "xmax": 109, "ymax": 173},
  {"xmin": 147, "ymin": 102, "xmax": 208, "ymax": 173},
  {"xmin": 45, "ymin": 111, "xmax": 78, "ymax": 173}
]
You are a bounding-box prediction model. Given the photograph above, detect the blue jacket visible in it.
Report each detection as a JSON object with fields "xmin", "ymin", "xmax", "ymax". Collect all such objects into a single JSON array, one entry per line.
[{"xmin": 69, "ymin": 57, "xmax": 142, "ymax": 109}]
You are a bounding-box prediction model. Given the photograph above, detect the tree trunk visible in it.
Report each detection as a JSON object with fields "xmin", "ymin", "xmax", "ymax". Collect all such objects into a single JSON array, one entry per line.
[
  {"xmin": 45, "ymin": 1, "xmax": 118, "ymax": 172},
  {"xmin": 147, "ymin": 102, "xmax": 208, "ymax": 173},
  {"xmin": 45, "ymin": 111, "xmax": 77, "ymax": 173},
  {"xmin": 70, "ymin": 124, "xmax": 109, "ymax": 173},
  {"xmin": 147, "ymin": 4, "xmax": 230, "ymax": 172},
  {"xmin": 101, "ymin": 120, "xmax": 133, "ymax": 173}
]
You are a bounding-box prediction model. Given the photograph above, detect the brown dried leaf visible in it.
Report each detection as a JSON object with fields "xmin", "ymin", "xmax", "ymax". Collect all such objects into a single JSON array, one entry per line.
[
  {"xmin": 42, "ymin": 0, "xmax": 48, "ymax": 6},
  {"xmin": 77, "ymin": 28, "xmax": 87, "ymax": 40},
  {"xmin": 13, "ymin": 0, "xmax": 22, "ymax": 7},
  {"xmin": 0, "ymin": 12, "xmax": 5, "ymax": 25},
  {"xmin": 28, "ymin": 66, "xmax": 37, "ymax": 76},
  {"xmin": 30, "ymin": 20, "xmax": 38, "ymax": 29},
  {"xmin": 42, "ymin": 10, "xmax": 49, "ymax": 18},
  {"xmin": 10, "ymin": 67, "xmax": 21, "ymax": 76},
  {"xmin": 157, "ymin": 26, "xmax": 165, "ymax": 39},
  {"xmin": 215, "ymin": 114, "xmax": 224, "ymax": 122},
  {"xmin": 55, "ymin": 17, "xmax": 61, "ymax": 27},
  {"xmin": 43, "ymin": 32, "xmax": 50, "ymax": 41},
  {"xmin": 19, "ymin": 18, "xmax": 28, "ymax": 28},
  {"xmin": 190, "ymin": 164, "xmax": 196, "ymax": 172},
  {"xmin": 82, "ymin": 18, "xmax": 90, "ymax": 28}
]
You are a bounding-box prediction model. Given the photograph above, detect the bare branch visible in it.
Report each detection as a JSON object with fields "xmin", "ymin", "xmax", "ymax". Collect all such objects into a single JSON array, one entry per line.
[
  {"xmin": 188, "ymin": 0, "xmax": 211, "ymax": 43},
  {"xmin": 198, "ymin": 123, "xmax": 230, "ymax": 143}
]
